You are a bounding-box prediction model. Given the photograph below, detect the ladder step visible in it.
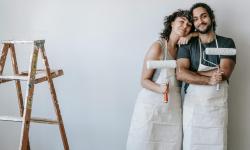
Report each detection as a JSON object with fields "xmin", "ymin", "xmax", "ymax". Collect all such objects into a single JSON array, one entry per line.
[
  {"xmin": 0, "ymin": 69, "xmax": 63, "ymax": 83},
  {"xmin": 0, "ymin": 116, "xmax": 59, "ymax": 125},
  {"xmin": 1, "ymin": 40, "xmax": 35, "ymax": 44},
  {"xmin": 0, "ymin": 75, "xmax": 28, "ymax": 80}
]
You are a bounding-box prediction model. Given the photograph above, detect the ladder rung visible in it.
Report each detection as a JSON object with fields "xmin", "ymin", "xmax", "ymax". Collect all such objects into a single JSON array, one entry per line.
[
  {"xmin": 0, "ymin": 69, "xmax": 63, "ymax": 83},
  {"xmin": 35, "ymin": 70, "xmax": 63, "ymax": 84},
  {"xmin": 30, "ymin": 117, "xmax": 59, "ymax": 124},
  {"xmin": 20, "ymin": 69, "xmax": 58, "ymax": 75},
  {"xmin": 0, "ymin": 116, "xmax": 59, "ymax": 125}
]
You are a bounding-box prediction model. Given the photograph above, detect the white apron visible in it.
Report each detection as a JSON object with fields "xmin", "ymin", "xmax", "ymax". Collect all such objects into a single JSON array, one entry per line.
[
  {"xmin": 127, "ymin": 40, "xmax": 182, "ymax": 150},
  {"xmin": 182, "ymin": 38, "xmax": 228, "ymax": 150}
]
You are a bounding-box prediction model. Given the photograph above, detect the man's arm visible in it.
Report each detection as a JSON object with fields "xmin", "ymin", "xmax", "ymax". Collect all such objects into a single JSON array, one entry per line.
[
  {"xmin": 196, "ymin": 58, "xmax": 235, "ymax": 80},
  {"xmin": 176, "ymin": 58, "xmax": 222, "ymax": 85},
  {"xmin": 197, "ymin": 69, "xmax": 217, "ymax": 77},
  {"xmin": 220, "ymin": 58, "xmax": 235, "ymax": 80},
  {"xmin": 198, "ymin": 38, "xmax": 236, "ymax": 79}
]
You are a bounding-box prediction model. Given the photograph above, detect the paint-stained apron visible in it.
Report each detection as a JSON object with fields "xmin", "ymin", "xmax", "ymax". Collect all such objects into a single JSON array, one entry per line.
[
  {"xmin": 127, "ymin": 67, "xmax": 182, "ymax": 150},
  {"xmin": 183, "ymin": 38, "xmax": 228, "ymax": 150}
]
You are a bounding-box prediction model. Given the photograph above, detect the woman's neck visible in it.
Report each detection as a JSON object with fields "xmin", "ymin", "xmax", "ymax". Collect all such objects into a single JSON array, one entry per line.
[
  {"xmin": 168, "ymin": 33, "xmax": 179, "ymax": 48},
  {"xmin": 166, "ymin": 33, "xmax": 179, "ymax": 59}
]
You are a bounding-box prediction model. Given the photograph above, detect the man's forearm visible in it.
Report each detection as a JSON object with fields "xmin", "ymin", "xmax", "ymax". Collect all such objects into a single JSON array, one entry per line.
[
  {"xmin": 176, "ymin": 68, "xmax": 210, "ymax": 85},
  {"xmin": 197, "ymin": 68, "xmax": 217, "ymax": 77}
]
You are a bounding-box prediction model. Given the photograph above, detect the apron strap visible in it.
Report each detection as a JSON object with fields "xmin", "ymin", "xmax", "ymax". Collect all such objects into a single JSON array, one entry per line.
[
  {"xmin": 198, "ymin": 35, "xmax": 219, "ymax": 66},
  {"xmin": 157, "ymin": 38, "xmax": 167, "ymax": 60}
]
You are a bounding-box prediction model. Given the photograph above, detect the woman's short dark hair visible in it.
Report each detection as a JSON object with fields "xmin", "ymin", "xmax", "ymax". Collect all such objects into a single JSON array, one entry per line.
[
  {"xmin": 160, "ymin": 9, "xmax": 193, "ymax": 40},
  {"xmin": 190, "ymin": 3, "xmax": 216, "ymax": 31}
]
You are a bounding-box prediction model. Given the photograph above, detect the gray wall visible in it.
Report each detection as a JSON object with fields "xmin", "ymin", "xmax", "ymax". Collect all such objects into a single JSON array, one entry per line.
[{"xmin": 0, "ymin": 0, "xmax": 249, "ymax": 149}]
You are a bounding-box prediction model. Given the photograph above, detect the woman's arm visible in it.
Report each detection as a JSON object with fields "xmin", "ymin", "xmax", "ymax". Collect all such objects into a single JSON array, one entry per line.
[
  {"xmin": 178, "ymin": 32, "xmax": 199, "ymax": 45},
  {"xmin": 140, "ymin": 42, "xmax": 167, "ymax": 94}
]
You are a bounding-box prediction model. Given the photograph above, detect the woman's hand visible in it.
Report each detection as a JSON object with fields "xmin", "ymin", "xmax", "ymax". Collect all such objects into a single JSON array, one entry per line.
[
  {"xmin": 161, "ymin": 83, "xmax": 169, "ymax": 103},
  {"xmin": 160, "ymin": 83, "xmax": 169, "ymax": 94},
  {"xmin": 178, "ymin": 35, "xmax": 191, "ymax": 45},
  {"xmin": 178, "ymin": 32, "xmax": 198, "ymax": 45}
]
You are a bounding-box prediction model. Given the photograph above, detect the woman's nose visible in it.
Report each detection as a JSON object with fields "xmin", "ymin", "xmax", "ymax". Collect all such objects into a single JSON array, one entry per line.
[{"xmin": 183, "ymin": 23, "xmax": 188, "ymax": 29}]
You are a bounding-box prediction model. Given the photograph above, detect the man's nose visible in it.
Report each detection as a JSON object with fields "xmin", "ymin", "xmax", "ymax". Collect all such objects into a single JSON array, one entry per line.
[{"xmin": 196, "ymin": 18, "xmax": 203, "ymax": 25}]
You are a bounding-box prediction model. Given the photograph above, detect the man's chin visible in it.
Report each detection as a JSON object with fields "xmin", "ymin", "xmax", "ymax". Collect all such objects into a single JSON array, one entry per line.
[
  {"xmin": 197, "ymin": 28, "xmax": 210, "ymax": 34},
  {"xmin": 196, "ymin": 25, "xmax": 213, "ymax": 34},
  {"xmin": 198, "ymin": 30, "xmax": 209, "ymax": 34}
]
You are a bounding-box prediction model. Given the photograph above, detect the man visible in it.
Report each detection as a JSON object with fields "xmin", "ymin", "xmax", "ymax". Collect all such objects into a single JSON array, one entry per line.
[{"xmin": 176, "ymin": 3, "xmax": 236, "ymax": 150}]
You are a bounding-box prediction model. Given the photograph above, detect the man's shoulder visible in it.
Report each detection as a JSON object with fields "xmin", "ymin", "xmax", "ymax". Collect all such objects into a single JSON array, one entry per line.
[
  {"xmin": 216, "ymin": 35, "xmax": 235, "ymax": 48},
  {"xmin": 216, "ymin": 35, "xmax": 235, "ymax": 43}
]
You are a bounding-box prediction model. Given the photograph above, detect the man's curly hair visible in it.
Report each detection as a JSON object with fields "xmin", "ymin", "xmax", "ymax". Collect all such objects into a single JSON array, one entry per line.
[
  {"xmin": 160, "ymin": 9, "xmax": 193, "ymax": 41},
  {"xmin": 190, "ymin": 2, "xmax": 216, "ymax": 31}
]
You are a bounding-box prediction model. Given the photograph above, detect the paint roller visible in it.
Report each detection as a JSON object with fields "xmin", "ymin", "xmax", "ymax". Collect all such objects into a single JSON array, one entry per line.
[
  {"xmin": 205, "ymin": 48, "xmax": 236, "ymax": 55},
  {"xmin": 205, "ymin": 48, "xmax": 236, "ymax": 90},
  {"xmin": 147, "ymin": 60, "xmax": 176, "ymax": 103}
]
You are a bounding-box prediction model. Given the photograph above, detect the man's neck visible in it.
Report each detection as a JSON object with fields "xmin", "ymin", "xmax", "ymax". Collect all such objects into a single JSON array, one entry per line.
[{"xmin": 199, "ymin": 31, "xmax": 216, "ymax": 44}]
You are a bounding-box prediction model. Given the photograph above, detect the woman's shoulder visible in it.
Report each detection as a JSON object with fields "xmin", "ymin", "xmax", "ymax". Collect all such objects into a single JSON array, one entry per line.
[{"xmin": 147, "ymin": 40, "xmax": 165, "ymax": 57}]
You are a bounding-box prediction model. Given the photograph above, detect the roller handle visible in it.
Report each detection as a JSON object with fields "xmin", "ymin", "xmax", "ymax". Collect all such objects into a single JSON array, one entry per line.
[
  {"xmin": 216, "ymin": 83, "xmax": 220, "ymax": 90},
  {"xmin": 216, "ymin": 67, "xmax": 220, "ymax": 90},
  {"xmin": 163, "ymin": 92, "xmax": 168, "ymax": 103}
]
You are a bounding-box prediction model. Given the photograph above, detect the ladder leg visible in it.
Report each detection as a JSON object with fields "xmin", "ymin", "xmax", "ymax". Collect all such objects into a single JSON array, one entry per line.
[
  {"xmin": 9, "ymin": 44, "xmax": 31, "ymax": 150},
  {"xmin": 40, "ymin": 46, "xmax": 69, "ymax": 150},
  {"xmin": 0, "ymin": 44, "xmax": 9, "ymax": 74},
  {"xmin": 19, "ymin": 45, "xmax": 39, "ymax": 150}
]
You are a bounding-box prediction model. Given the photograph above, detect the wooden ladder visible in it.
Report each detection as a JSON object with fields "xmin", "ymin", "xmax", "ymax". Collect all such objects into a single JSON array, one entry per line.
[{"xmin": 0, "ymin": 40, "xmax": 69, "ymax": 150}]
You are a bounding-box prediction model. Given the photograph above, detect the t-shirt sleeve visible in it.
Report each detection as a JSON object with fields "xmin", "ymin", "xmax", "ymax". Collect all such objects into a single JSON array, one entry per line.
[
  {"xmin": 177, "ymin": 44, "xmax": 191, "ymax": 60},
  {"xmin": 220, "ymin": 38, "xmax": 236, "ymax": 63}
]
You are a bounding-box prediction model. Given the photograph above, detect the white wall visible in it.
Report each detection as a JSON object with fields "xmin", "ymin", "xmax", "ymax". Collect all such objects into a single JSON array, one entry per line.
[{"xmin": 0, "ymin": 0, "xmax": 249, "ymax": 150}]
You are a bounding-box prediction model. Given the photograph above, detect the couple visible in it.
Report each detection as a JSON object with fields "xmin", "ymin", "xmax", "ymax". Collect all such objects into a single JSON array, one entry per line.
[{"xmin": 127, "ymin": 2, "xmax": 236, "ymax": 150}]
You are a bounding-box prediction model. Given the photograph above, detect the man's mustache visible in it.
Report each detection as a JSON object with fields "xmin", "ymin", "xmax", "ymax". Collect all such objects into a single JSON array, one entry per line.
[{"xmin": 198, "ymin": 23, "xmax": 207, "ymax": 28}]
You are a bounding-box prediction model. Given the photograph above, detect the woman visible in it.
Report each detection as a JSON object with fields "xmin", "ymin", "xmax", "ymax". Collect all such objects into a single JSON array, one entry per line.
[{"xmin": 126, "ymin": 10, "xmax": 195, "ymax": 150}]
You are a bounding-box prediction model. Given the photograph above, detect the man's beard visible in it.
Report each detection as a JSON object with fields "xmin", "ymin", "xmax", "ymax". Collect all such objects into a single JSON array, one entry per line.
[{"xmin": 196, "ymin": 23, "xmax": 213, "ymax": 34}]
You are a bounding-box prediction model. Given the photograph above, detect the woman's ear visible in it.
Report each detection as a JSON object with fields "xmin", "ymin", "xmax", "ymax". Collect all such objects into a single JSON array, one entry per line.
[{"xmin": 171, "ymin": 21, "xmax": 174, "ymax": 28}]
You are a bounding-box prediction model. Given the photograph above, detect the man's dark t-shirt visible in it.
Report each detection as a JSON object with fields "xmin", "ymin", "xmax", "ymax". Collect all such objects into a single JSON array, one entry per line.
[{"xmin": 177, "ymin": 35, "xmax": 236, "ymax": 92}]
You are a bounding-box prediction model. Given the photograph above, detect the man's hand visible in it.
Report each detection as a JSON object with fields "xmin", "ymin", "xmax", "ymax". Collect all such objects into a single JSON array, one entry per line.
[{"xmin": 208, "ymin": 69, "xmax": 223, "ymax": 85}]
